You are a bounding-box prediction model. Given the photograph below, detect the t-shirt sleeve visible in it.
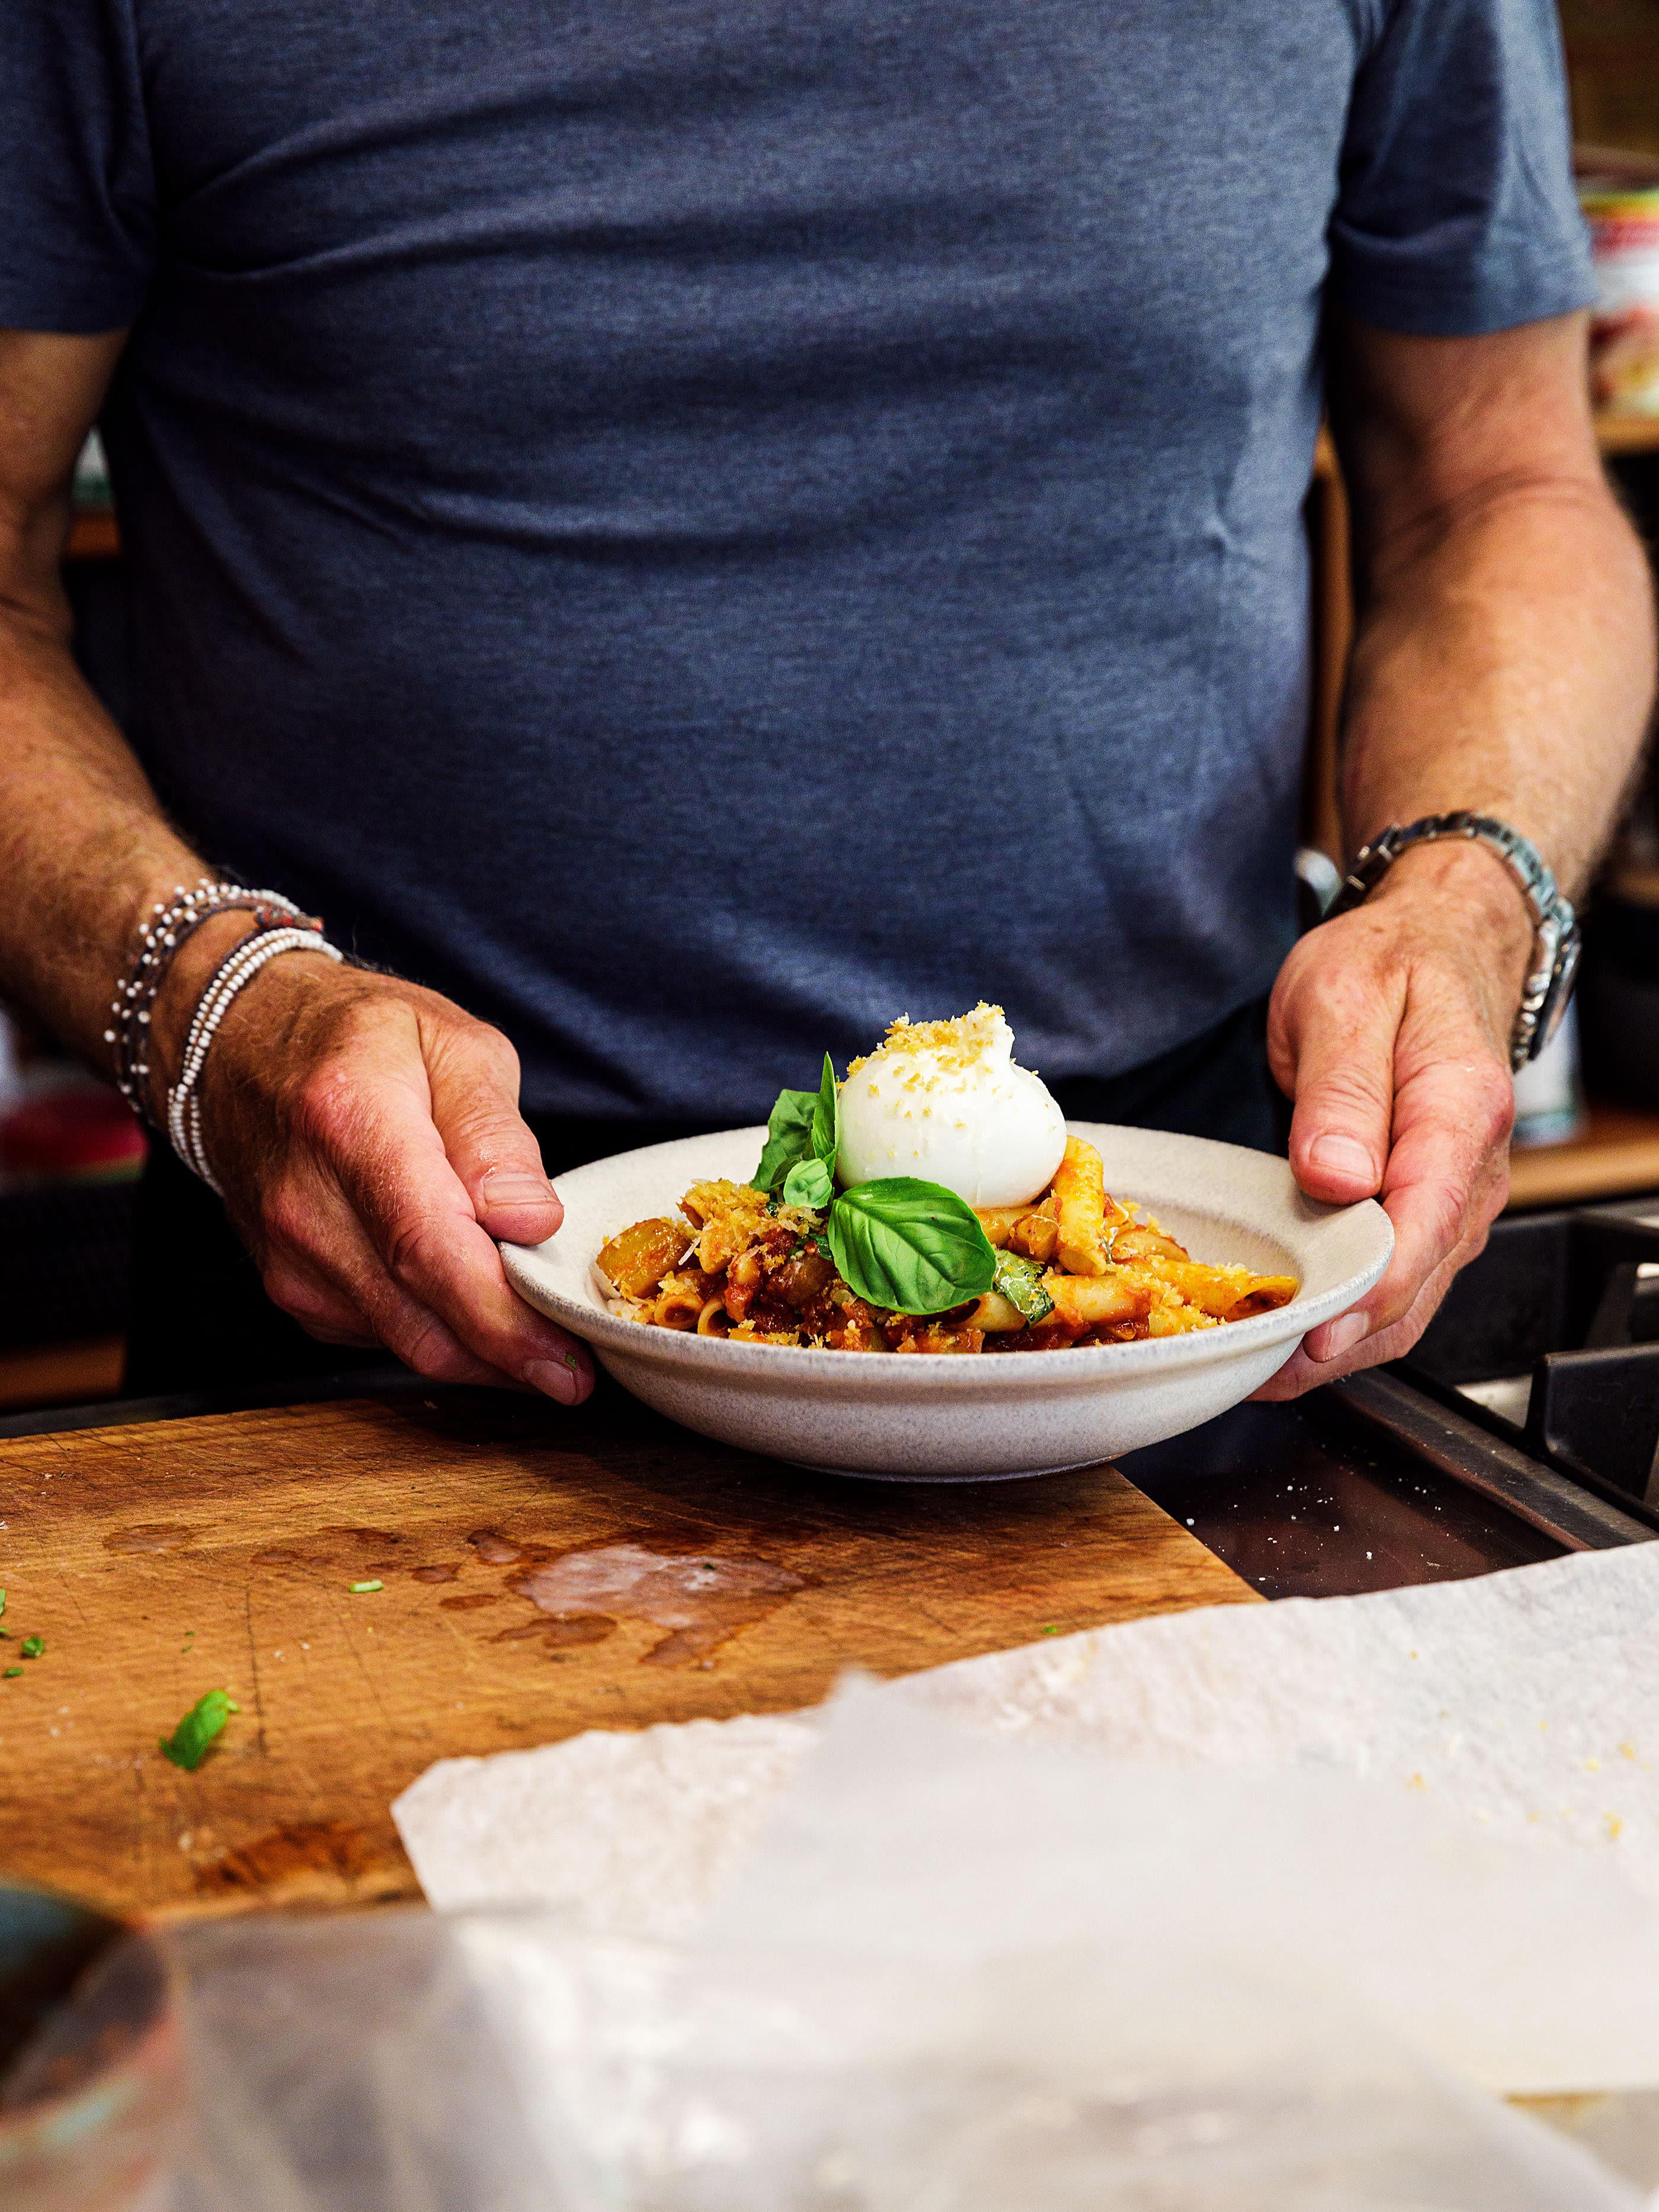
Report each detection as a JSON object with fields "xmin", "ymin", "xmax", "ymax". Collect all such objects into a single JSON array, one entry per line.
[
  {"xmin": 0, "ymin": 0, "xmax": 154, "ymax": 332},
  {"xmin": 1330, "ymin": 0, "xmax": 1593, "ymax": 337}
]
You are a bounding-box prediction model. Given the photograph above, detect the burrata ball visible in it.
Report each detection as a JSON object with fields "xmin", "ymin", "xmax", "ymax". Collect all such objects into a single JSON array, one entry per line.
[{"xmin": 836, "ymin": 1004, "xmax": 1067, "ymax": 1207}]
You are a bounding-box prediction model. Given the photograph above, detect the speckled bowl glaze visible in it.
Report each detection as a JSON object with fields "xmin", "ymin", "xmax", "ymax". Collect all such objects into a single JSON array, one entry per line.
[{"xmin": 500, "ymin": 1123, "xmax": 1393, "ymax": 1483}]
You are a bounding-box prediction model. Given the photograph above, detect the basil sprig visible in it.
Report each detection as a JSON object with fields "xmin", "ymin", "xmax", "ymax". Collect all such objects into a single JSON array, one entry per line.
[
  {"xmin": 752, "ymin": 1088, "xmax": 816, "ymax": 1195},
  {"xmin": 752, "ymin": 1054, "xmax": 839, "ymax": 1197},
  {"xmin": 828, "ymin": 1178, "xmax": 997, "ymax": 1316},
  {"xmin": 751, "ymin": 1059, "xmax": 997, "ymax": 1316},
  {"xmin": 783, "ymin": 1155, "xmax": 834, "ymax": 1208}
]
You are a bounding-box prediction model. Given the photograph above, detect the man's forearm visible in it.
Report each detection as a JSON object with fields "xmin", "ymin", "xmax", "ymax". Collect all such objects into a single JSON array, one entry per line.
[
  {"xmin": 1257, "ymin": 311, "xmax": 1657, "ymax": 1402},
  {"xmin": 0, "ymin": 323, "xmax": 253, "ymax": 1094},
  {"xmin": 0, "ymin": 607, "xmax": 258, "ymax": 1098},
  {"xmin": 1338, "ymin": 470, "xmax": 1654, "ymax": 895}
]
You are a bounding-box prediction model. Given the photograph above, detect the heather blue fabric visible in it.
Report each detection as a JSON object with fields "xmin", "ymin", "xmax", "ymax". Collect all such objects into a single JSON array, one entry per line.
[{"xmin": 1, "ymin": 0, "xmax": 1591, "ymax": 1119}]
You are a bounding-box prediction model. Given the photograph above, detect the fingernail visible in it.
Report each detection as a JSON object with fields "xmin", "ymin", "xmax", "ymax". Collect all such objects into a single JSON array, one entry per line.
[
  {"xmin": 482, "ymin": 1172, "xmax": 558, "ymax": 1211},
  {"xmin": 1309, "ymin": 1134, "xmax": 1376, "ymax": 1181},
  {"xmin": 1312, "ymin": 1309, "xmax": 1368, "ymax": 1362},
  {"xmin": 524, "ymin": 1357, "xmax": 579, "ymax": 1405}
]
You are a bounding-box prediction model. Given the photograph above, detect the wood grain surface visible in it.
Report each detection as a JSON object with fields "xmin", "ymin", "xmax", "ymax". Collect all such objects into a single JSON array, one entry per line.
[{"xmin": 0, "ymin": 1382, "xmax": 1256, "ymax": 1921}]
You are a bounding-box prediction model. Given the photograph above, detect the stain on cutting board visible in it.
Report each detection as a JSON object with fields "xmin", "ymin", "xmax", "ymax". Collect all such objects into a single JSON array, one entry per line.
[{"xmin": 514, "ymin": 1542, "xmax": 808, "ymax": 1666}]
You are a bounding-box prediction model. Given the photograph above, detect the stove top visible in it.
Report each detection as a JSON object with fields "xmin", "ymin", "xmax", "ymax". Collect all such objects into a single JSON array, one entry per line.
[
  {"xmin": 1402, "ymin": 1195, "xmax": 1659, "ymax": 1526},
  {"xmin": 1124, "ymin": 1195, "xmax": 1659, "ymax": 1598}
]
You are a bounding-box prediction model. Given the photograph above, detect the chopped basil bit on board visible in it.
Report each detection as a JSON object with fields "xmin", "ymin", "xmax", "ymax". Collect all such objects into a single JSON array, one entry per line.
[
  {"xmin": 350, "ymin": 1579, "xmax": 383, "ymax": 1594},
  {"xmin": 159, "ymin": 1688, "xmax": 241, "ymax": 1771},
  {"xmin": 2, "ymin": 1668, "xmax": 20, "ymax": 1680},
  {"xmin": 18, "ymin": 1637, "xmax": 43, "ymax": 1659}
]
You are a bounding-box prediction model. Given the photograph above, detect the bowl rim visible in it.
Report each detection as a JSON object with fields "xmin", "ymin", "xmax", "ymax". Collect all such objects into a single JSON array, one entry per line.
[{"xmin": 501, "ymin": 1122, "xmax": 1393, "ymax": 1387}]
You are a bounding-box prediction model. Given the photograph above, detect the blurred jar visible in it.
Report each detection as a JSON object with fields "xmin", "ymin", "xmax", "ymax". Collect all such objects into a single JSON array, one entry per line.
[
  {"xmin": 1512, "ymin": 999, "xmax": 1585, "ymax": 1149},
  {"xmin": 1580, "ymin": 152, "xmax": 1659, "ymax": 416}
]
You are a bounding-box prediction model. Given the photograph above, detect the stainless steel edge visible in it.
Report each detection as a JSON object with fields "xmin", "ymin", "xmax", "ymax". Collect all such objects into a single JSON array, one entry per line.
[{"xmin": 1332, "ymin": 1370, "xmax": 1657, "ymax": 1551}]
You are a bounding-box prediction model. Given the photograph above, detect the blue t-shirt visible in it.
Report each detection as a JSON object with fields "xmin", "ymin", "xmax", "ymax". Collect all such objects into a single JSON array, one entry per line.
[{"xmin": 1, "ymin": 0, "xmax": 1590, "ymax": 1120}]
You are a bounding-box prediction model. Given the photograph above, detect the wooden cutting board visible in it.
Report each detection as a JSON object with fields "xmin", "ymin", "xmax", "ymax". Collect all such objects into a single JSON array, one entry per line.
[{"xmin": 0, "ymin": 1381, "xmax": 1257, "ymax": 1921}]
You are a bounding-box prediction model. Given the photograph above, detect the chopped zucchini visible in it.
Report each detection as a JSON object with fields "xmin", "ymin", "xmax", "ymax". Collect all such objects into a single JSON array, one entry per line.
[{"xmin": 992, "ymin": 1248, "xmax": 1055, "ymax": 1325}]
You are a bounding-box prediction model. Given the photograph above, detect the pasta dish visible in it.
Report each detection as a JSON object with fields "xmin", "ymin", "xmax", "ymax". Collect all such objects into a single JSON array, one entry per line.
[{"xmin": 595, "ymin": 1006, "xmax": 1296, "ymax": 1355}]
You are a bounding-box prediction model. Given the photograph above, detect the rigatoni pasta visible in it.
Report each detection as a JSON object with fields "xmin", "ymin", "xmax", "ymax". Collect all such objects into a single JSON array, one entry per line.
[{"xmin": 598, "ymin": 1136, "xmax": 1296, "ymax": 1355}]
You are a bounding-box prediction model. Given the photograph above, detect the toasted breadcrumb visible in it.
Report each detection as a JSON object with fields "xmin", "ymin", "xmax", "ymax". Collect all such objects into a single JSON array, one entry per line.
[{"xmin": 845, "ymin": 1001, "xmax": 1006, "ymax": 1079}]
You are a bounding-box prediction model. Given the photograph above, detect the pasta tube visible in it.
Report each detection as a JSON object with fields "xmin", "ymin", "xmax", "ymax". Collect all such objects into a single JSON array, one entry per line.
[
  {"xmin": 1152, "ymin": 1262, "xmax": 1299, "ymax": 1318},
  {"xmin": 1053, "ymin": 1136, "xmax": 1111, "ymax": 1276},
  {"xmin": 1042, "ymin": 1271, "xmax": 1146, "ymax": 1326}
]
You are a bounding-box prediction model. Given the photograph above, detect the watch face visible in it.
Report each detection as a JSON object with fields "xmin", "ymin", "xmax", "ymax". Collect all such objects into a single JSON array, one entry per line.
[{"xmin": 1534, "ymin": 930, "xmax": 1583, "ymax": 1058}]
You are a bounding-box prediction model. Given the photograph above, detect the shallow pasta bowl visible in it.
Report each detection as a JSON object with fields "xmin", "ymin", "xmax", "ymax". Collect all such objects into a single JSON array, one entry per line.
[{"xmin": 500, "ymin": 1123, "xmax": 1393, "ymax": 1482}]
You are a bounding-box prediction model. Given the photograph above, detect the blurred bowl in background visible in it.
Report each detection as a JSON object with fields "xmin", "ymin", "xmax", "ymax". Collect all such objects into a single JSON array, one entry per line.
[
  {"xmin": 0, "ymin": 1887, "xmax": 183, "ymax": 2212},
  {"xmin": 0, "ymin": 1084, "xmax": 146, "ymax": 1181}
]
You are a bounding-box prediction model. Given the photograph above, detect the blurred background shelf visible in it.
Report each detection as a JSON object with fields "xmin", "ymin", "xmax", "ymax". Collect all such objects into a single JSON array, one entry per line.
[
  {"xmin": 1509, "ymin": 1102, "xmax": 1659, "ymax": 1210},
  {"xmin": 0, "ymin": 1335, "xmax": 124, "ymax": 1415},
  {"xmin": 1590, "ymin": 413, "xmax": 1659, "ymax": 453},
  {"xmin": 65, "ymin": 511, "xmax": 120, "ymax": 560}
]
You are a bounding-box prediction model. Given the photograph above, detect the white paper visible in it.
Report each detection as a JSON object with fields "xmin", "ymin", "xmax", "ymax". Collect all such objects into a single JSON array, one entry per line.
[
  {"xmin": 904, "ymin": 1540, "xmax": 1659, "ymax": 1891},
  {"xmin": 699, "ymin": 1681, "xmax": 1659, "ymax": 2094},
  {"xmin": 394, "ymin": 1713, "xmax": 816, "ymax": 1932},
  {"xmin": 393, "ymin": 1543, "xmax": 1659, "ymax": 2096}
]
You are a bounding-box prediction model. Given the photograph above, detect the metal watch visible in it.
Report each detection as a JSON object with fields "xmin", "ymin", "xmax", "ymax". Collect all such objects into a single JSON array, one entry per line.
[{"xmin": 1325, "ymin": 811, "xmax": 1581, "ymax": 1072}]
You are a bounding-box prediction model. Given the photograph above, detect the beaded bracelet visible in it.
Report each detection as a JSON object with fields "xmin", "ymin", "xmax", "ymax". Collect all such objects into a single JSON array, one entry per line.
[
  {"xmin": 166, "ymin": 924, "xmax": 346, "ymax": 1194},
  {"xmin": 106, "ymin": 880, "xmax": 316, "ymax": 1127}
]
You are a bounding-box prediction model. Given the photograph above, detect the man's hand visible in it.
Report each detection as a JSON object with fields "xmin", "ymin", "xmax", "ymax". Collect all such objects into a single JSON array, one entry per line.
[
  {"xmin": 1254, "ymin": 307, "xmax": 1654, "ymax": 1396},
  {"xmin": 1256, "ymin": 842, "xmax": 1527, "ymax": 1399},
  {"xmin": 185, "ymin": 949, "xmax": 594, "ymax": 1402}
]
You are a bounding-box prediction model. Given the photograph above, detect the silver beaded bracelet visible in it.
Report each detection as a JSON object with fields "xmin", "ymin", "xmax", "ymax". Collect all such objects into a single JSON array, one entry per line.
[
  {"xmin": 166, "ymin": 924, "xmax": 346, "ymax": 1194},
  {"xmin": 106, "ymin": 880, "xmax": 315, "ymax": 1127}
]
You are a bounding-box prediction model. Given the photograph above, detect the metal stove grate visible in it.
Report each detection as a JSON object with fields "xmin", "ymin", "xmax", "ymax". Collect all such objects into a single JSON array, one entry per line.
[{"xmin": 1401, "ymin": 1198, "xmax": 1659, "ymax": 1529}]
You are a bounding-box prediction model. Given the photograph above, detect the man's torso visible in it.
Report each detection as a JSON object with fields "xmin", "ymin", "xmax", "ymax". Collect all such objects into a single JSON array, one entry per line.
[{"xmin": 112, "ymin": 0, "xmax": 1360, "ymax": 1114}]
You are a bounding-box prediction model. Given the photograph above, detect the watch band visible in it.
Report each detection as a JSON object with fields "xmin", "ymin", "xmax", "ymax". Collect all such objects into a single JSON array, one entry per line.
[{"xmin": 1325, "ymin": 811, "xmax": 1580, "ymax": 1073}]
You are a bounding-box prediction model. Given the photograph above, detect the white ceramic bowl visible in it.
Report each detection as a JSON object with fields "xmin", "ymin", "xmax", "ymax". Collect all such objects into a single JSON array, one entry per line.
[{"xmin": 501, "ymin": 1123, "xmax": 1393, "ymax": 1482}]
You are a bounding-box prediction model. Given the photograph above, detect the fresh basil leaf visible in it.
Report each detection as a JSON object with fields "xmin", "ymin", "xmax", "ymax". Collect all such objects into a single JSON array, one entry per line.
[
  {"xmin": 159, "ymin": 1687, "xmax": 241, "ymax": 1772},
  {"xmin": 811, "ymin": 1052, "xmax": 839, "ymax": 1172},
  {"xmin": 752, "ymin": 1088, "xmax": 818, "ymax": 1194},
  {"xmin": 827, "ymin": 1178, "xmax": 997, "ymax": 1316},
  {"xmin": 992, "ymin": 1248, "xmax": 1056, "ymax": 1325},
  {"xmin": 782, "ymin": 1155, "xmax": 834, "ymax": 1210}
]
